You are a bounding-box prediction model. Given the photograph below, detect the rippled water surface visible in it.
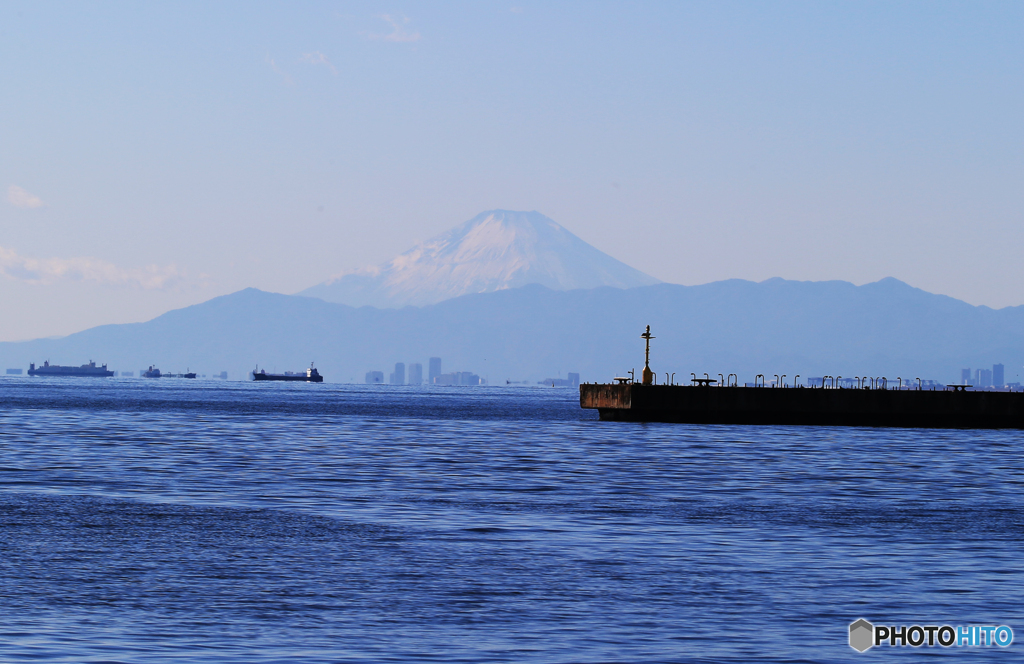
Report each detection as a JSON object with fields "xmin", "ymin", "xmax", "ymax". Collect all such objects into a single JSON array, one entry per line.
[{"xmin": 0, "ymin": 378, "xmax": 1021, "ymax": 662}]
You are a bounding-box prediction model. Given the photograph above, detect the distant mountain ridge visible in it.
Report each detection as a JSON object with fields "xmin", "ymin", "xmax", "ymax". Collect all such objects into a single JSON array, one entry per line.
[
  {"xmin": 1, "ymin": 277, "xmax": 1022, "ymax": 387},
  {"xmin": 301, "ymin": 210, "xmax": 660, "ymax": 307}
]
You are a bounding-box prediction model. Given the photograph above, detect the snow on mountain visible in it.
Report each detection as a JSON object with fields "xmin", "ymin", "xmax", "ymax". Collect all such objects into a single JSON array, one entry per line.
[{"xmin": 300, "ymin": 210, "xmax": 660, "ymax": 307}]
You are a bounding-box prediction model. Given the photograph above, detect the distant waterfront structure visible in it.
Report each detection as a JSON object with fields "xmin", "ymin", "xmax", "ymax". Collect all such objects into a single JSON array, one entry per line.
[
  {"xmin": 389, "ymin": 362, "xmax": 406, "ymax": 385},
  {"xmin": 365, "ymin": 370, "xmax": 384, "ymax": 384},
  {"xmin": 976, "ymin": 368, "xmax": 993, "ymax": 388},
  {"xmin": 428, "ymin": 357, "xmax": 442, "ymax": 384},
  {"xmin": 6, "ymin": 368, "xmax": 22, "ymax": 375},
  {"xmin": 408, "ymin": 363, "xmax": 423, "ymax": 386},
  {"xmin": 539, "ymin": 373, "xmax": 580, "ymax": 387},
  {"xmin": 435, "ymin": 371, "xmax": 484, "ymax": 386},
  {"xmin": 993, "ymin": 363, "xmax": 1005, "ymax": 388},
  {"xmin": 214, "ymin": 371, "xmax": 228, "ymax": 380},
  {"xmin": 961, "ymin": 368, "xmax": 971, "ymax": 385}
]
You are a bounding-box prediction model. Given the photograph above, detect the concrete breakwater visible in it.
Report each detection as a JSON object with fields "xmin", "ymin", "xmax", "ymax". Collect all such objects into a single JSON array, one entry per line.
[{"xmin": 580, "ymin": 383, "xmax": 1024, "ymax": 429}]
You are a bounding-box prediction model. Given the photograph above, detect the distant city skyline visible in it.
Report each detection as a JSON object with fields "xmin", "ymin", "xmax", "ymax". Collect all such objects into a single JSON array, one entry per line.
[
  {"xmin": 373, "ymin": 358, "xmax": 486, "ymax": 386},
  {"xmin": 3, "ymin": 2, "xmax": 1023, "ymax": 341}
]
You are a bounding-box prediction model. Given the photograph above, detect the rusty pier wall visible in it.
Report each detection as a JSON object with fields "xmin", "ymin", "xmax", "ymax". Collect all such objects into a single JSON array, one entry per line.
[{"xmin": 580, "ymin": 383, "xmax": 1024, "ymax": 429}]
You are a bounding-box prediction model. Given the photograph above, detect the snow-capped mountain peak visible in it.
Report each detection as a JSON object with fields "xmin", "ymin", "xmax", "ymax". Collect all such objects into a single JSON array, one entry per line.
[{"xmin": 300, "ymin": 210, "xmax": 659, "ymax": 307}]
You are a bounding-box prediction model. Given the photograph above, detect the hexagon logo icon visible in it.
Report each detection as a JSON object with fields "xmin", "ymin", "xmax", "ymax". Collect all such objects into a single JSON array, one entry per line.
[{"xmin": 849, "ymin": 619, "xmax": 874, "ymax": 652}]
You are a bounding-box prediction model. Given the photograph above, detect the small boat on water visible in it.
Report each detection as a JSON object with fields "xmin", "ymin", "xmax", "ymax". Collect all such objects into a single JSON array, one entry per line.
[
  {"xmin": 252, "ymin": 363, "xmax": 323, "ymax": 383},
  {"xmin": 143, "ymin": 366, "xmax": 161, "ymax": 378}
]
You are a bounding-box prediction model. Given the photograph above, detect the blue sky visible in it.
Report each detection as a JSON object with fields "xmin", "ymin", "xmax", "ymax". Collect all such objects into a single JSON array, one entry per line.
[{"xmin": 1, "ymin": 1, "xmax": 1022, "ymax": 340}]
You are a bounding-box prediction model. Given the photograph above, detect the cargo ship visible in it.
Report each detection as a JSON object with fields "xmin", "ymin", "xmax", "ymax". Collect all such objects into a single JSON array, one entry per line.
[
  {"xmin": 579, "ymin": 326, "xmax": 1024, "ymax": 429},
  {"xmin": 143, "ymin": 366, "xmax": 162, "ymax": 378},
  {"xmin": 28, "ymin": 360, "xmax": 114, "ymax": 377},
  {"xmin": 252, "ymin": 363, "xmax": 323, "ymax": 383}
]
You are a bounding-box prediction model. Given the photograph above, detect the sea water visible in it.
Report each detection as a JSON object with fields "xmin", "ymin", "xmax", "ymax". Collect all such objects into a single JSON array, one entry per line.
[{"xmin": 0, "ymin": 378, "xmax": 1021, "ymax": 662}]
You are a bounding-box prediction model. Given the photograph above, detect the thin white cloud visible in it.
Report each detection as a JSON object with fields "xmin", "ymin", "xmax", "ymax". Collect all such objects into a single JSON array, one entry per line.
[
  {"xmin": 370, "ymin": 14, "xmax": 421, "ymax": 43},
  {"xmin": 300, "ymin": 51, "xmax": 338, "ymax": 75},
  {"xmin": 8, "ymin": 184, "xmax": 44, "ymax": 209},
  {"xmin": 0, "ymin": 245, "xmax": 184, "ymax": 290},
  {"xmin": 265, "ymin": 53, "xmax": 293, "ymax": 85}
]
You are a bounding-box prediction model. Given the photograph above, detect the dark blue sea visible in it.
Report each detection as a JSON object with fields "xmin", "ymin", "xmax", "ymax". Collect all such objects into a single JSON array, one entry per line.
[{"xmin": 0, "ymin": 378, "xmax": 1021, "ymax": 662}]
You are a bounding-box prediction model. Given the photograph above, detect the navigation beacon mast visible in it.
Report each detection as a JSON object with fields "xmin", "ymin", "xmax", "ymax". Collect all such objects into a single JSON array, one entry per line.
[{"xmin": 641, "ymin": 325, "xmax": 655, "ymax": 385}]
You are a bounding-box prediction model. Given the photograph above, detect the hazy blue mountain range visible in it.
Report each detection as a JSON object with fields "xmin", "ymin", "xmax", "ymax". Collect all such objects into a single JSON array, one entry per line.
[
  {"xmin": 1, "ymin": 278, "xmax": 1021, "ymax": 386},
  {"xmin": 301, "ymin": 210, "xmax": 660, "ymax": 307}
]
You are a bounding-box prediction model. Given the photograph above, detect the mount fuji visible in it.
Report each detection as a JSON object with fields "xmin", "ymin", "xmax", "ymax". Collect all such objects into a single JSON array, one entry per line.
[{"xmin": 300, "ymin": 210, "xmax": 660, "ymax": 307}]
